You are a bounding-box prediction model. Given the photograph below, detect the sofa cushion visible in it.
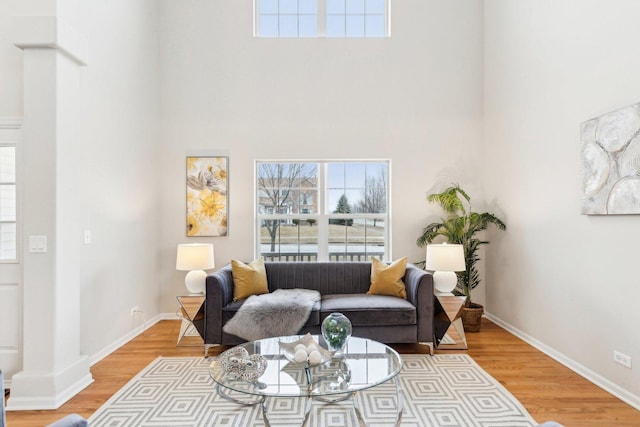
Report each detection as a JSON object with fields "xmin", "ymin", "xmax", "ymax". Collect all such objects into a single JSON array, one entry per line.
[
  {"xmin": 367, "ymin": 257, "xmax": 408, "ymax": 299},
  {"xmin": 231, "ymin": 258, "xmax": 269, "ymax": 301},
  {"xmin": 264, "ymin": 262, "xmax": 373, "ymax": 294},
  {"xmin": 321, "ymin": 293, "xmax": 416, "ymax": 326},
  {"xmin": 223, "ymin": 299, "xmax": 321, "ymax": 327}
]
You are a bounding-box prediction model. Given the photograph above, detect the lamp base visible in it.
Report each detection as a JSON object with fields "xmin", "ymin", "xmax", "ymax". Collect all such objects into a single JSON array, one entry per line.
[
  {"xmin": 185, "ymin": 270, "xmax": 207, "ymax": 294},
  {"xmin": 433, "ymin": 271, "xmax": 458, "ymax": 294}
]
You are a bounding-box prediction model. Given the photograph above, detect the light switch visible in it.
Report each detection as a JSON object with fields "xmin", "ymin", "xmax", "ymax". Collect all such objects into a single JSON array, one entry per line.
[{"xmin": 29, "ymin": 235, "xmax": 47, "ymax": 253}]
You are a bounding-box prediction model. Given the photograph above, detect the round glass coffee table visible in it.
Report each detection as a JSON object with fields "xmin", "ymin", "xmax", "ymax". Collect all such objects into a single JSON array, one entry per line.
[{"xmin": 209, "ymin": 335, "xmax": 403, "ymax": 427}]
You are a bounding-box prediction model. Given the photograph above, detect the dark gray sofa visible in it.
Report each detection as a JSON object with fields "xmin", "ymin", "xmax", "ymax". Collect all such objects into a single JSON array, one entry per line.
[{"xmin": 204, "ymin": 261, "xmax": 434, "ymax": 352}]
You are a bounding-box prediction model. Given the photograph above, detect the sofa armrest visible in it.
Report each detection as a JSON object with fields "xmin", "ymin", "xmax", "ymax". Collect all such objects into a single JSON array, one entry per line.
[
  {"xmin": 46, "ymin": 414, "xmax": 88, "ymax": 427},
  {"xmin": 204, "ymin": 264, "xmax": 234, "ymax": 344},
  {"xmin": 404, "ymin": 263, "xmax": 434, "ymax": 343}
]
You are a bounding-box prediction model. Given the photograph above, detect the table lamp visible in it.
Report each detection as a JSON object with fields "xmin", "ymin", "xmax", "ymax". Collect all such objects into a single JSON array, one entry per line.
[
  {"xmin": 425, "ymin": 243, "xmax": 465, "ymax": 294},
  {"xmin": 176, "ymin": 243, "xmax": 215, "ymax": 294}
]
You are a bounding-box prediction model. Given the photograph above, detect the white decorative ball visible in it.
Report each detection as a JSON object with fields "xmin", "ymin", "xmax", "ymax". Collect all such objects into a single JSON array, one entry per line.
[
  {"xmin": 294, "ymin": 349, "xmax": 308, "ymax": 363},
  {"xmin": 294, "ymin": 344, "xmax": 307, "ymax": 353},
  {"xmin": 306, "ymin": 344, "xmax": 318, "ymax": 353},
  {"xmin": 308, "ymin": 350, "xmax": 322, "ymax": 364}
]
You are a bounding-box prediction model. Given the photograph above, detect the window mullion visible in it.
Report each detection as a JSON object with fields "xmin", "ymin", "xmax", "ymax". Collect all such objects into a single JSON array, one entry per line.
[
  {"xmin": 253, "ymin": 0, "xmax": 258, "ymax": 37},
  {"xmin": 385, "ymin": 161, "xmax": 391, "ymax": 260},
  {"xmin": 385, "ymin": 0, "xmax": 391, "ymax": 37},
  {"xmin": 317, "ymin": 162, "xmax": 328, "ymax": 260},
  {"xmin": 317, "ymin": 0, "xmax": 327, "ymax": 36}
]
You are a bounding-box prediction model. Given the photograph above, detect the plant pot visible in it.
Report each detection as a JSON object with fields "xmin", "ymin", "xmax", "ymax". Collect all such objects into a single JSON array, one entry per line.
[{"xmin": 461, "ymin": 302, "xmax": 484, "ymax": 332}]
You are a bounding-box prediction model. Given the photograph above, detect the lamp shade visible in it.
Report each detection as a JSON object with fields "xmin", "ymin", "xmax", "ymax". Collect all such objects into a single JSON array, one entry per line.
[
  {"xmin": 425, "ymin": 243, "xmax": 465, "ymax": 272},
  {"xmin": 176, "ymin": 243, "xmax": 215, "ymax": 294},
  {"xmin": 176, "ymin": 243, "xmax": 215, "ymax": 271},
  {"xmin": 425, "ymin": 243, "xmax": 466, "ymax": 294}
]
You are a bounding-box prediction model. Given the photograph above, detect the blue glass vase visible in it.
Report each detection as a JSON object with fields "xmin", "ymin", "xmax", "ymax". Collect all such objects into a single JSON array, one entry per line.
[{"xmin": 321, "ymin": 312, "xmax": 352, "ymax": 353}]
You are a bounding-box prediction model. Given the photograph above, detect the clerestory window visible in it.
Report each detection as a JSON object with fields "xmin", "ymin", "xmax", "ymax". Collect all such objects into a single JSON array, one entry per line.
[
  {"xmin": 256, "ymin": 160, "xmax": 390, "ymax": 262},
  {"xmin": 255, "ymin": 0, "xmax": 390, "ymax": 38}
]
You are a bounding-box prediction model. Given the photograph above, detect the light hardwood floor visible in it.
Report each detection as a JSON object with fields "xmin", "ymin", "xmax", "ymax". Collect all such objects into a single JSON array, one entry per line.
[{"xmin": 4, "ymin": 318, "xmax": 640, "ymax": 426}]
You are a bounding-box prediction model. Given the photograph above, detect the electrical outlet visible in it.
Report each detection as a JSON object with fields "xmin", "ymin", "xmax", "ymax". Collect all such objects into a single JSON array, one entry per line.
[
  {"xmin": 614, "ymin": 350, "xmax": 632, "ymax": 369},
  {"xmin": 130, "ymin": 305, "xmax": 139, "ymax": 316}
]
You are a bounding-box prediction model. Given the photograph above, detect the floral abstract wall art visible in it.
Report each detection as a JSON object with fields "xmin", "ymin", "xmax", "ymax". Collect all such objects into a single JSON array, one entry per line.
[
  {"xmin": 581, "ymin": 102, "xmax": 640, "ymax": 214},
  {"xmin": 186, "ymin": 156, "xmax": 228, "ymax": 236}
]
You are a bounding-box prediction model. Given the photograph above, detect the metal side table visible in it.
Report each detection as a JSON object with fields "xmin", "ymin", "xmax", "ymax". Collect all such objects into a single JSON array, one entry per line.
[{"xmin": 176, "ymin": 295, "xmax": 206, "ymax": 351}]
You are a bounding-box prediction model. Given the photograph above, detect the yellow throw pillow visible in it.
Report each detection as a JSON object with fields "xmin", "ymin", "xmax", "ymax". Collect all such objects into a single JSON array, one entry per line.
[
  {"xmin": 231, "ymin": 258, "xmax": 269, "ymax": 301},
  {"xmin": 367, "ymin": 257, "xmax": 408, "ymax": 299}
]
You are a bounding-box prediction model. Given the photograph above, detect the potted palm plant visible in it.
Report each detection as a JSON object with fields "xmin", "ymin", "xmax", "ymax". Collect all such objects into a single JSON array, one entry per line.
[{"xmin": 416, "ymin": 184, "xmax": 506, "ymax": 332}]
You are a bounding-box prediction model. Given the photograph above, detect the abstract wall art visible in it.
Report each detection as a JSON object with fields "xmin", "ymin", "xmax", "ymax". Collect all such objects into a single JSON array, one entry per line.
[
  {"xmin": 186, "ymin": 156, "xmax": 228, "ymax": 236},
  {"xmin": 581, "ymin": 102, "xmax": 640, "ymax": 215}
]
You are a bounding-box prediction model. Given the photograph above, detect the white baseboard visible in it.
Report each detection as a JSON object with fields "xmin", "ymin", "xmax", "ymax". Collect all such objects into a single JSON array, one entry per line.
[
  {"xmin": 484, "ymin": 311, "xmax": 640, "ymax": 411},
  {"xmin": 4, "ymin": 313, "xmax": 183, "ymax": 409},
  {"xmin": 6, "ymin": 356, "xmax": 93, "ymax": 411},
  {"xmin": 88, "ymin": 312, "xmax": 179, "ymax": 367}
]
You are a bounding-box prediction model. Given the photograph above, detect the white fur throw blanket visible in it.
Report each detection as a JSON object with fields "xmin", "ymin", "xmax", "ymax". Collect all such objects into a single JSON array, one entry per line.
[{"xmin": 223, "ymin": 289, "xmax": 321, "ymax": 341}]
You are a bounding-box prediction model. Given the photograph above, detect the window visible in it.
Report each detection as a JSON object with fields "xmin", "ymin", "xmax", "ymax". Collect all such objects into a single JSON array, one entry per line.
[
  {"xmin": 256, "ymin": 160, "xmax": 389, "ymax": 261},
  {"xmin": 0, "ymin": 145, "xmax": 16, "ymax": 261},
  {"xmin": 255, "ymin": 0, "xmax": 390, "ymax": 38},
  {"xmin": 326, "ymin": 0, "xmax": 387, "ymax": 37}
]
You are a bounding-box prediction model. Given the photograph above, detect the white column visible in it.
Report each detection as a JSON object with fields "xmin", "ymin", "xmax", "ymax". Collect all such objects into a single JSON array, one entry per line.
[{"xmin": 6, "ymin": 15, "xmax": 93, "ymax": 411}]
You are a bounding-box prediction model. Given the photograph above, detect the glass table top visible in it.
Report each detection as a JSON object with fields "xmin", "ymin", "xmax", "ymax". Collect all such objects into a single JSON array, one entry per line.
[{"xmin": 210, "ymin": 335, "xmax": 402, "ymax": 398}]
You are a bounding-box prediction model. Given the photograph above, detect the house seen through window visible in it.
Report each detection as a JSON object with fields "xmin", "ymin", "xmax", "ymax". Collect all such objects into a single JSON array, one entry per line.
[{"xmin": 256, "ymin": 160, "xmax": 389, "ymax": 261}]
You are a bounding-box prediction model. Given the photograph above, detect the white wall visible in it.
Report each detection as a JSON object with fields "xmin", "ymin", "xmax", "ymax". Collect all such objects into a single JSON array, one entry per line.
[
  {"xmin": 484, "ymin": 0, "xmax": 640, "ymax": 402},
  {"xmin": 157, "ymin": 0, "xmax": 485, "ymax": 309},
  {"xmin": 0, "ymin": 0, "xmax": 22, "ymax": 116},
  {"xmin": 74, "ymin": 0, "xmax": 161, "ymax": 358},
  {"xmin": 0, "ymin": 0, "xmax": 161, "ymax": 378}
]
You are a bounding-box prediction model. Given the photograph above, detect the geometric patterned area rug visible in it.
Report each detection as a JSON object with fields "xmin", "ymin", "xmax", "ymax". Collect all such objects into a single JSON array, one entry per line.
[{"xmin": 88, "ymin": 354, "xmax": 538, "ymax": 427}]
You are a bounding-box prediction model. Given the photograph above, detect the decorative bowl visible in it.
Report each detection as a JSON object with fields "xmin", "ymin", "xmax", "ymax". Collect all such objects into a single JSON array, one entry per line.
[
  {"xmin": 279, "ymin": 333, "xmax": 334, "ymax": 366},
  {"xmin": 218, "ymin": 347, "xmax": 267, "ymax": 382}
]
